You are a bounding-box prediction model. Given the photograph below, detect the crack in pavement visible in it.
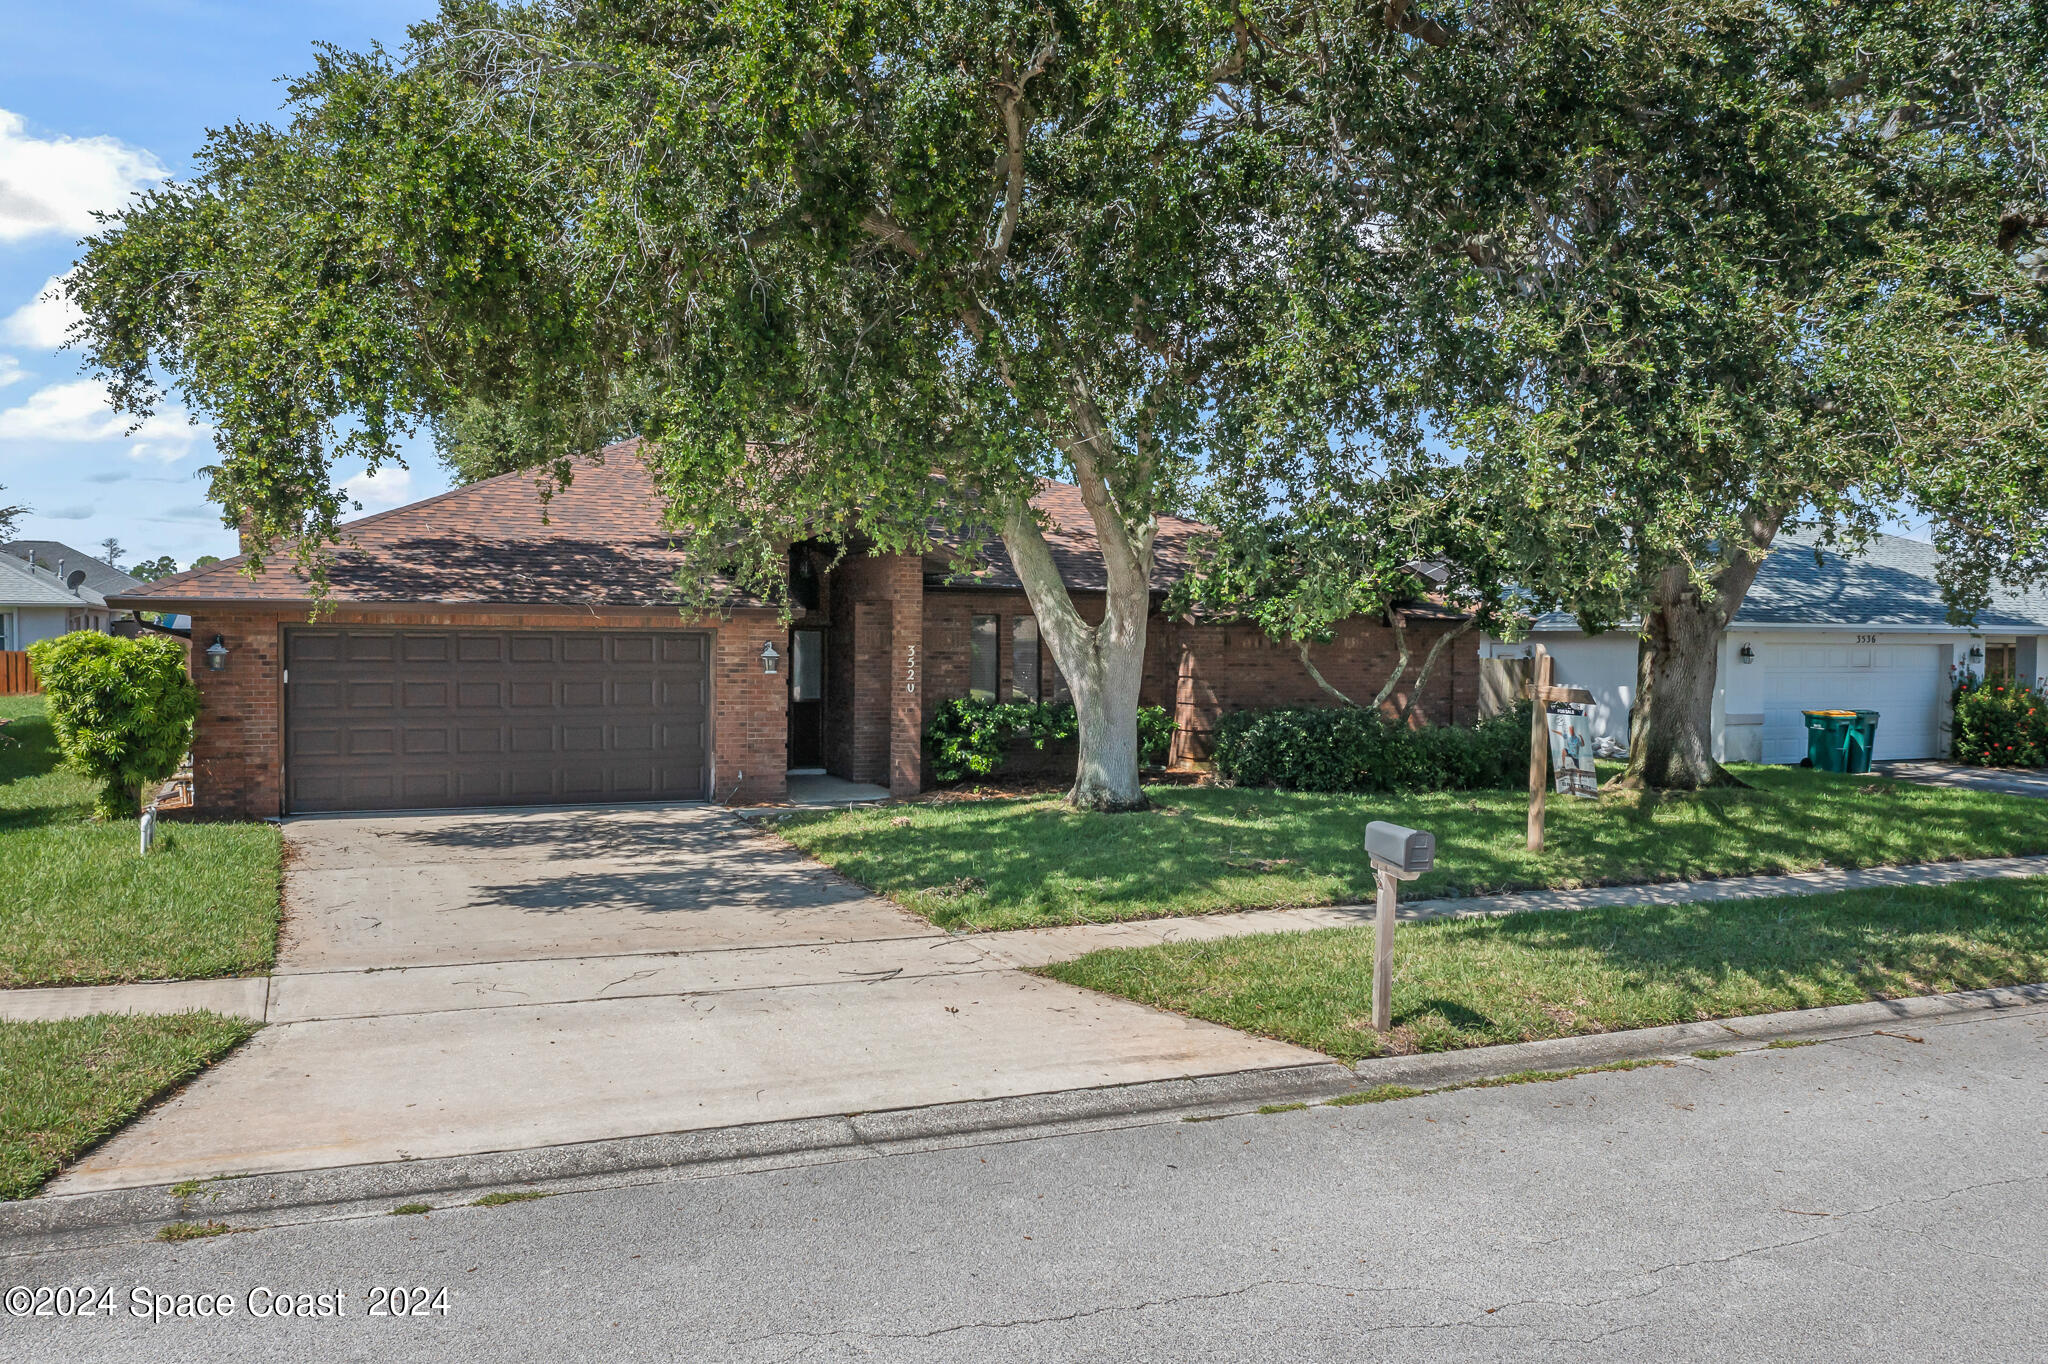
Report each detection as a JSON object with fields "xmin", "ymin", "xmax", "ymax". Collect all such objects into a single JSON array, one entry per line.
[
  {"xmin": 738, "ymin": 1277, "xmax": 1400, "ymax": 1355},
  {"xmin": 738, "ymin": 1173, "xmax": 2048, "ymax": 1357}
]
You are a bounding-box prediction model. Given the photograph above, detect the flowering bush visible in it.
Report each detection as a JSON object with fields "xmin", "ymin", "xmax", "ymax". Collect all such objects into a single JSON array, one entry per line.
[{"xmin": 1950, "ymin": 673, "xmax": 2048, "ymax": 767}]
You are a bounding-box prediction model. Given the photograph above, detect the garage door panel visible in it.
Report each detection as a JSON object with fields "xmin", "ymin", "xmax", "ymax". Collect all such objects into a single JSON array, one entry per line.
[
  {"xmin": 402, "ymin": 680, "xmax": 448, "ymax": 708},
  {"xmin": 290, "ymin": 634, "xmax": 341, "ymax": 664},
  {"xmin": 286, "ymin": 628, "xmax": 712, "ymax": 812},
  {"xmin": 402, "ymin": 728, "xmax": 448, "ymax": 756}
]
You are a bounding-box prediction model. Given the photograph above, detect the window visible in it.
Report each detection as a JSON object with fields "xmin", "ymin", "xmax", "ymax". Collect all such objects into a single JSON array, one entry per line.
[
  {"xmin": 969, "ymin": 614, "xmax": 999, "ymax": 700},
  {"xmin": 1010, "ymin": 617, "xmax": 1041, "ymax": 701},
  {"xmin": 790, "ymin": 630, "xmax": 823, "ymax": 702},
  {"xmin": 0, "ymin": 611, "xmax": 12, "ymax": 651}
]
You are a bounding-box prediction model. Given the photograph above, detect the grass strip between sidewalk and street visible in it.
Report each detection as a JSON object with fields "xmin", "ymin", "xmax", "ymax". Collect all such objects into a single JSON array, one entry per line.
[
  {"xmin": 0, "ymin": 695, "xmax": 280, "ymax": 987},
  {"xmin": 1037, "ymin": 877, "xmax": 2048, "ymax": 1062},
  {"xmin": 0, "ymin": 1012, "xmax": 257, "ymax": 1200},
  {"xmin": 776, "ymin": 767, "xmax": 2048, "ymax": 931}
]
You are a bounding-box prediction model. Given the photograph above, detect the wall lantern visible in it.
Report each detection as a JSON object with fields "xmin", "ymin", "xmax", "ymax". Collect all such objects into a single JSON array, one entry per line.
[
  {"xmin": 760, "ymin": 640, "xmax": 781, "ymax": 675},
  {"xmin": 1970, "ymin": 644, "xmax": 1985, "ymax": 661},
  {"xmin": 1738, "ymin": 644, "xmax": 1755, "ymax": 663},
  {"xmin": 204, "ymin": 635, "xmax": 230, "ymax": 672}
]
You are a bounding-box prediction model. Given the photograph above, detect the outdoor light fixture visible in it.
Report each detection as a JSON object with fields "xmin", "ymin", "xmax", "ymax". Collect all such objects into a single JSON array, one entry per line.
[
  {"xmin": 1970, "ymin": 644, "xmax": 1984, "ymax": 661},
  {"xmin": 1738, "ymin": 644, "xmax": 1755, "ymax": 663},
  {"xmin": 760, "ymin": 640, "xmax": 781, "ymax": 675},
  {"xmin": 204, "ymin": 635, "xmax": 230, "ymax": 672}
]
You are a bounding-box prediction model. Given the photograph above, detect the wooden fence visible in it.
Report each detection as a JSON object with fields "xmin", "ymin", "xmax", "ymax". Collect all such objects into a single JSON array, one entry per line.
[{"xmin": 0, "ymin": 651, "xmax": 38, "ymax": 695}]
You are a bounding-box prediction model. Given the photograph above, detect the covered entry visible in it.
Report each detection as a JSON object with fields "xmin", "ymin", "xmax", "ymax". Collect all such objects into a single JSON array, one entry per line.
[{"xmin": 285, "ymin": 627, "xmax": 710, "ymax": 812}]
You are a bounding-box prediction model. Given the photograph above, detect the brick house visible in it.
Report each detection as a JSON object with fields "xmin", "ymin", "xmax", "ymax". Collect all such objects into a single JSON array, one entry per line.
[{"xmin": 110, "ymin": 442, "xmax": 1476, "ymax": 817}]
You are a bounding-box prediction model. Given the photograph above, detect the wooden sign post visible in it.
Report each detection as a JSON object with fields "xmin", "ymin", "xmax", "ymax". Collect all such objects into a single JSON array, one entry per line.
[{"xmin": 1524, "ymin": 646, "xmax": 1595, "ymax": 853}]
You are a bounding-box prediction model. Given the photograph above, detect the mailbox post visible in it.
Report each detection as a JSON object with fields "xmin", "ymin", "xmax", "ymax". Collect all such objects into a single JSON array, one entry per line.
[{"xmin": 1364, "ymin": 821, "xmax": 1435, "ymax": 1033}]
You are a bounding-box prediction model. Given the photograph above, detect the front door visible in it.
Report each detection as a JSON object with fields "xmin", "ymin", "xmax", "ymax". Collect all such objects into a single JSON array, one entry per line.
[{"xmin": 787, "ymin": 628, "xmax": 825, "ymax": 770}]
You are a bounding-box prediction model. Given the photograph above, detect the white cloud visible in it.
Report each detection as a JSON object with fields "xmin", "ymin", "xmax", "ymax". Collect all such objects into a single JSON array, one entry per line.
[
  {"xmin": 343, "ymin": 465, "xmax": 416, "ymax": 512},
  {"xmin": 0, "ymin": 354, "xmax": 20, "ymax": 388},
  {"xmin": 0, "ymin": 109, "xmax": 168, "ymax": 244},
  {"xmin": 2, "ymin": 273, "xmax": 82, "ymax": 349},
  {"xmin": 0, "ymin": 378, "xmax": 207, "ymax": 462},
  {"xmin": 43, "ymin": 503, "xmax": 93, "ymax": 520}
]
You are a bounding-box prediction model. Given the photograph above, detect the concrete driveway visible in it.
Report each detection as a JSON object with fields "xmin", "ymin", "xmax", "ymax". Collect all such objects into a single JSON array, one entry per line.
[
  {"xmin": 55, "ymin": 805, "xmax": 1317, "ymax": 1194},
  {"xmin": 1874, "ymin": 760, "xmax": 2048, "ymax": 799}
]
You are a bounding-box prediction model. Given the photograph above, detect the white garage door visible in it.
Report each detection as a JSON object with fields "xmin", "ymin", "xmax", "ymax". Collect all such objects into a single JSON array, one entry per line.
[{"xmin": 1759, "ymin": 642, "xmax": 1941, "ymax": 763}]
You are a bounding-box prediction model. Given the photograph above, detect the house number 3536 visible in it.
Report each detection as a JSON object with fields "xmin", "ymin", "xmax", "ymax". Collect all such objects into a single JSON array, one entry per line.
[{"xmin": 904, "ymin": 643, "xmax": 918, "ymax": 694}]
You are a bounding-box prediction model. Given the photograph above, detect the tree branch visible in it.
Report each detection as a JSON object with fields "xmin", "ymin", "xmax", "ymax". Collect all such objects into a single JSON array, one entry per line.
[
  {"xmin": 1382, "ymin": 0, "xmax": 1450, "ymax": 48},
  {"xmin": 1296, "ymin": 640, "xmax": 1359, "ymax": 706},
  {"xmin": 1370, "ymin": 613, "xmax": 1411, "ymax": 710},
  {"xmin": 1396, "ymin": 617, "xmax": 1474, "ymax": 724}
]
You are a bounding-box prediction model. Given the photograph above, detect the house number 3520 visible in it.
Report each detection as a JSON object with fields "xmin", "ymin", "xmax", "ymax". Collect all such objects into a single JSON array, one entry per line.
[{"xmin": 904, "ymin": 643, "xmax": 918, "ymax": 694}]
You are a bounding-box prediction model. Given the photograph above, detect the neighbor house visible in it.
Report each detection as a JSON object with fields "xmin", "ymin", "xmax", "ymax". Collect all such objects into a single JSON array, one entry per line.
[
  {"xmin": 0, "ymin": 542, "xmax": 135, "ymax": 649},
  {"xmin": 111, "ymin": 440, "xmax": 1479, "ymax": 817},
  {"xmin": 1479, "ymin": 533, "xmax": 2048, "ymax": 764}
]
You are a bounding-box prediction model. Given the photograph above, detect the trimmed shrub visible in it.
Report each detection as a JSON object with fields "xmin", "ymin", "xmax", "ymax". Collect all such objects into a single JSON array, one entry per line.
[
  {"xmin": 1210, "ymin": 702, "xmax": 1530, "ymax": 793},
  {"xmin": 1951, "ymin": 676, "xmax": 2048, "ymax": 767},
  {"xmin": 926, "ymin": 697, "xmax": 1175, "ymax": 784},
  {"xmin": 25, "ymin": 633, "xmax": 198, "ymax": 817}
]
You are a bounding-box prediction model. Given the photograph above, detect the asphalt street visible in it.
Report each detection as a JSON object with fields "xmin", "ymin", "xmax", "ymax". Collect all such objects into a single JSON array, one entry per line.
[{"xmin": 6, "ymin": 1006, "xmax": 2044, "ymax": 1363}]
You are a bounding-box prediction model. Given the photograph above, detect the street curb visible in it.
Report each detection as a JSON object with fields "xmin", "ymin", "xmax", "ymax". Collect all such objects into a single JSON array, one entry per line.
[
  {"xmin": 1337, "ymin": 980, "xmax": 2048, "ymax": 1091},
  {"xmin": 0, "ymin": 1063, "xmax": 1358, "ymax": 1256},
  {"xmin": 6, "ymin": 981, "xmax": 2044, "ymax": 1255}
]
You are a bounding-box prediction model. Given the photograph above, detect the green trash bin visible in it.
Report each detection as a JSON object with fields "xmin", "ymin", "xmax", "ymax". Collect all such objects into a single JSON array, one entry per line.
[
  {"xmin": 1803, "ymin": 711, "xmax": 1857, "ymax": 772},
  {"xmin": 1848, "ymin": 710, "xmax": 1880, "ymax": 774}
]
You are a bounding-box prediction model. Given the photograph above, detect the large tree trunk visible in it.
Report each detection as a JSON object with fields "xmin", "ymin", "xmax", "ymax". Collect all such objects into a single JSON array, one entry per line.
[
  {"xmin": 997, "ymin": 405, "xmax": 1157, "ymax": 812},
  {"xmin": 1614, "ymin": 517, "xmax": 1778, "ymax": 790}
]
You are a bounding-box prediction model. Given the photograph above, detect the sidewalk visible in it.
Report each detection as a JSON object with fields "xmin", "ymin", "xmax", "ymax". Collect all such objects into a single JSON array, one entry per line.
[{"xmin": 11, "ymin": 850, "xmax": 2048, "ymax": 1023}]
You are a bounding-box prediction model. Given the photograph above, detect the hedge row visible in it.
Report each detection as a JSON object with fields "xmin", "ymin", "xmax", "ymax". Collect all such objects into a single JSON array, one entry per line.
[
  {"xmin": 925, "ymin": 697, "xmax": 1175, "ymax": 784},
  {"xmin": 1210, "ymin": 702, "xmax": 1530, "ymax": 793}
]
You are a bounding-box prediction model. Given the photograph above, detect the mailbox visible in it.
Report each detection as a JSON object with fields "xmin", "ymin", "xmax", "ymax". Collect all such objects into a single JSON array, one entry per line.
[{"xmin": 1365, "ymin": 821, "xmax": 1435, "ymax": 876}]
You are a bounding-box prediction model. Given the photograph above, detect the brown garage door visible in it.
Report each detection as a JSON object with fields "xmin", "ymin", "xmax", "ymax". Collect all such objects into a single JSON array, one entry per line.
[{"xmin": 285, "ymin": 628, "xmax": 710, "ymax": 812}]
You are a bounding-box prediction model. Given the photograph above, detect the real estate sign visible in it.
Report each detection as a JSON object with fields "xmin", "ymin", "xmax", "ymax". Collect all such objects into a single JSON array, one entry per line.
[{"xmin": 1546, "ymin": 703, "xmax": 1599, "ymax": 799}]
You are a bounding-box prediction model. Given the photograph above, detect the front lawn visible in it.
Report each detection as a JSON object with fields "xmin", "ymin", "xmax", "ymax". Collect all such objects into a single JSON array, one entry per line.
[
  {"xmin": 0, "ymin": 1012, "xmax": 256, "ymax": 1199},
  {"xmin": 0, "ymin": 695, "xmax": 280, "ymax": 987},
  {"xmin": 1039, "ymin": 877, "xmax": 2048, "ymax": 1061},
  {"xmin": 776, "ymin": 767, "xmax": 2048, "ymax": 931}
]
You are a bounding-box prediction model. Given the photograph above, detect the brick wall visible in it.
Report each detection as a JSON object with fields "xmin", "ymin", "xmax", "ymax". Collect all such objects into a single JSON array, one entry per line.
[
  {"xmin": 916, "ymin": 590, "xmax": 1475, "ymax": 771},
  {"xmin": 185, "ymin": 605, "xmax": 786, "ymax": 816},
  {"xmin": 1166, "ymin": 615, "xmax": 1476, "ymax": 762},
  {"xmin": 826, "ymin": 552, "xmax": 924, "ymax": 794},
  {"xmin": 187, "ymin": 609, "xmax": 286, "ymax": 819},
  {"xmin": 711, "ymin": 612, "xmax": 789, "ymax": 803}
]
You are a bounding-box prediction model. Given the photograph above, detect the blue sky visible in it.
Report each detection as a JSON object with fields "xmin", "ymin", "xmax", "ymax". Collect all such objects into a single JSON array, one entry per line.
[
  {"xmin": 0, "ymin": 3, "xmax": 1928, "ymax": 571},
  {"xmin": 0, "ymin": 1, "xmax": 450, "ymax": 570}
]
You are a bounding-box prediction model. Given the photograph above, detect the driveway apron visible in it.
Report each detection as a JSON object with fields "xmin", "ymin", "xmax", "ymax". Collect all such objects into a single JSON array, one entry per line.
[{"xmin": 53, "ymin": 805, "xmax": 1316, "ymax": 1193}]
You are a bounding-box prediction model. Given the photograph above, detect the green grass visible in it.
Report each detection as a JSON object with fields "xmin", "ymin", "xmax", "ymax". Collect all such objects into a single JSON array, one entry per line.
[
  {"xmin": 776, "ymin": 767, "xmax": 2048, "ymax": 931},
  {"xmin": 1037, "ymin": 877, "xmax": 2048, "ymax": 1062},
  {"xmin": 0, "ymin": 695, "xmax": 280, "ymax": 986},
  {"xmin": 0, "ymin": 1012, "xmax": 257, "ymax": 1199},
  {"xmin": 158, "ymin": 1220, "xmax": 235, "ymax": 1242},
  {"xmin": 472, "ymin": 1189, "xmax": 550, "ymax": 1207},
  {"xmin": 391, "ymin": 1202, "xmax": 433, "ymax": 1215}
]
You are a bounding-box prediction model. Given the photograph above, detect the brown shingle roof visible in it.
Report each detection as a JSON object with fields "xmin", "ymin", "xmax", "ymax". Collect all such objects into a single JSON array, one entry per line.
[
  {"xmin": 111, "ymin": 440, "xmax": 704, "ymax": 609},
  {"xmin": 923, "ymin": 482, "xmax": 1209, "ymax": 594},
  {"xmin": 110, "ymin": 440, "xmax": 1215, "ymax": 610}
]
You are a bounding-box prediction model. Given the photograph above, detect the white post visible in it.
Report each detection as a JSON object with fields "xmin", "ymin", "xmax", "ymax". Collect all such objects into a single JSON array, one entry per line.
[
  {"xmin": 139, "ymin": 806, "xmax": 156, "ymax": 856},
  {"xmin": 1372, "ymin": 864, "xmax": 1397, "ymax": 1034}
]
